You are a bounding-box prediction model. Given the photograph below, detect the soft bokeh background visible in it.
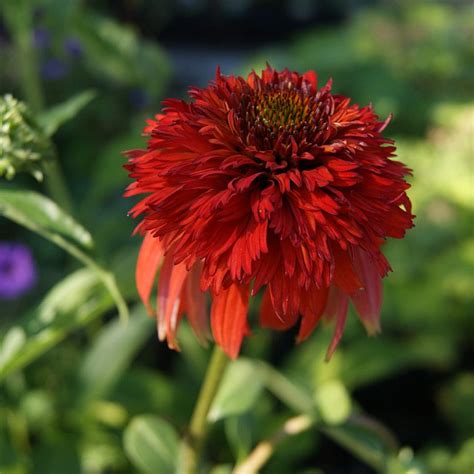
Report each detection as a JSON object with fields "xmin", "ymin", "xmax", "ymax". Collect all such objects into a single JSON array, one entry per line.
[{"xmin": 0, "ymin": 0, "xmax": 473, "ymax": 473}]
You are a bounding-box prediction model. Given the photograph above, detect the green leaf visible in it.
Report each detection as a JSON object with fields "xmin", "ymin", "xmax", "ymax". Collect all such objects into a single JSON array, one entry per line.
[
  {"xmin": 209, "ymin": 359, "xmax": 264, "ymax": 422},
  {"xmin": 77, "ymin": 307, "xmax": 153, "ymax": 402},
  {"xmin": 0, "ymin": 188, "xmax": 129, "ymax": 322},
  {"xmin": 111, "ymin": 368, "xmax": 175, "ymax": 417},
  {"xmin": 123, "ymin": 415, "xmax": 178, "ymax": 474},
  {"xmin": 340, "ymin": 337, "xmax": 457, "ymax": 390},
  {"xmin": 0, "ymin": 268, "xmax": 112, "ymax": 381},
  {"xmin": 39, "ymin": 90, "xmax": 96, "ymax": 137},
  {"xmin": 259, "ymin": 361, "xmax": 315, "ymax": 414},
  {"xmin": 0, "ymin": 188, "xmax": 93, "ymax": 250},
  {"xmin": 225, "ymin": 415, "xmax": 254, "ymax": 462},
  {"xmin": 83, "ymin": 129, "xmax": 143, "ymax": 209},
  {"xmin": 74, "ymin": 13, "xmax": 170, "ymax": 98},
  {"xmin": 321, "ymin": 414, "xmax": 399, "ymax": 472},
  {"xmin": 314, "ymin": 379, "xmax": 352, "ymax": 425}
]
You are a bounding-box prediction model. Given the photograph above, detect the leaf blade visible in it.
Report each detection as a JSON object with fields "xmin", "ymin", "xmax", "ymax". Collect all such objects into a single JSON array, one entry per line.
[
  {"xmin": 39, "ymin": 90, "xmax": 96, "ymax": 137},
  {"xmin": 124, "ymin": 415, "xmax": 178, "ymax": 474}
]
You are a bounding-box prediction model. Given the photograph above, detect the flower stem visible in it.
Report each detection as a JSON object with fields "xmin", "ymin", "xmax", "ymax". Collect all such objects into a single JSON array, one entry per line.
[
  {"xmin": 234, "ymin": 414, "xmax": 314, "ymax": 474},
  {"xmin": 42, "ymin": 154, "xmax": 74, "ymax": 214},
  {"xmin": 179, "ymin": 345, "xmax": 229, "ymax": 474},
  {"xmin": 4, "ymin": 1, "xmax": 74, "ymax": 214},
  {"xmin": 4, "ymin": 0, "xmax": 44, "ymax": 113}
]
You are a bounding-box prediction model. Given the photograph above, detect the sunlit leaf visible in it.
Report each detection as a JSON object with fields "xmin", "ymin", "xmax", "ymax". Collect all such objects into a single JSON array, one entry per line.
[
  {"xmin": 209, "ymin": 359, "xmax": 264, "ymax": 421},
  {"xmin": 77, "ymin": 307, "xmax": 153, "ymax": 402},
  {"xmin": 0, "ymin": 188, "xmax": 93, "ymax": 250},
  {"xmin": 0, "ymin": 188, "xmax": 129, "ymax": 322},
  {"xmin": 314, "ymin": 379, "xmax": 351, "ymax": 425},
  {"xmin": 123, "ymin": 415, "xmax": 178, "ymax": 474},
  {"xmin": 0, "ymin": 269, "xmax": 111, "ymax": 380}
]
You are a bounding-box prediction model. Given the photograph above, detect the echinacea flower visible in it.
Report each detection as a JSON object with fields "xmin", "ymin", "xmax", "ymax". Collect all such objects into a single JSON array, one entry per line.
[
  {"xmin": 125, "ymin": 66, "xmax": 414, "ymax": 359},
  {"xmin": 0, "ymin": 242, "xmax": 37, "ymax": 300}
]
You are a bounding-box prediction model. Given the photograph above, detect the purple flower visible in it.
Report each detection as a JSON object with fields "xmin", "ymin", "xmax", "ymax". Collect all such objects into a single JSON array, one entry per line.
[
  {"xmin": 0, "ymin": 242, "xmax": 37, "ymax": 300},
  {"xmin": 64, "ymin": 37, "xmax": 83, "ymax": 58},
  {"xmin": 41, "ymin": 58, "xmax": 69, "ymax": 80},
  {"xmin": 33, "ymin": 27, "xmax": 50, "ymax": 49}
]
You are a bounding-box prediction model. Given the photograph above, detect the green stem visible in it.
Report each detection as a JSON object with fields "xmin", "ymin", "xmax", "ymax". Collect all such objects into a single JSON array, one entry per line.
[
  {"xmin": 51, "ymin": 234, "xmax": 129, "ymax": 323},
  {"xmin": 4, "ymin": 1, "xmax": 74, "ymax": 213},
  {"xmin": 5, "ymin": 0, "xmax": 44, "ymax": 112},
  {"xmin": 42, "ymin": 153, "xmax": 74, "ymax": 214},
  {"xmin": 179, "ymin": 346, "xmax": 230, "ymax": 474},
  {"xmin": 235, "ymin": 414, "xmax": 314, "ymax": 474}
]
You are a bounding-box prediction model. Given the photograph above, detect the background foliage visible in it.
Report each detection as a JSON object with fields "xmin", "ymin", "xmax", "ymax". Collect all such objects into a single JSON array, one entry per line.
[{"xmin": 0, "ymin": 0, "xmax": 472, "ymax": 473}]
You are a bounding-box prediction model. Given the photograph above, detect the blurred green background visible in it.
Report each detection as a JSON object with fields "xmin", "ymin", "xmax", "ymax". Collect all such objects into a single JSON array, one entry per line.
[{"xmin": 0, "ymin": 0, "xmax": 473, "ymax": 473}]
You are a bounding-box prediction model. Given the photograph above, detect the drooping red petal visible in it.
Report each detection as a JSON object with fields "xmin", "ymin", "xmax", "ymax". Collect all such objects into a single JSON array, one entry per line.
[
  {"xmin": 185, "ymin": 261, "xmax": 210, "ymax": 345},
  {"xmin": 136, "ymin": 232, "xmax": 164, "ymax": 315},
  {"xmin": 325, "ymin": 286, "xmax": 349, "ymax": 360},
  {"xmin": 157, "ymin": 253, "xmax": 188, "ymax": 350},
  {"xmin": 351, "ymin": 248, "xmax": 382, "ymax": 335},
  {"xmin": 260, "ymin": 288, "xmax": 299, "ymax": 330},
  {"xmin": 333, "ymin": 245, "xmax": 362, "ymax": 294},
  {"xmin": 297, "ymin": 286, "xmax": 329, "ymax": 342},
  {"xmin": 211, "ymin": 283, "xmax": 250, "ymax": 359}
]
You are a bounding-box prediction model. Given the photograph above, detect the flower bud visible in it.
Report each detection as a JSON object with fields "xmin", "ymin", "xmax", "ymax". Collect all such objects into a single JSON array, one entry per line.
[{"xmin": 0, "ymin": 94, "xmax": 52, "ymax": 181}]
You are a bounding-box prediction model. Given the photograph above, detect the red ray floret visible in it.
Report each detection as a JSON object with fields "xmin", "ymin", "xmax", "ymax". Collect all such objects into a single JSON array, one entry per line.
[{"xmin": 125, "ymin": 65, "xmax": 414, "ymax": 358}]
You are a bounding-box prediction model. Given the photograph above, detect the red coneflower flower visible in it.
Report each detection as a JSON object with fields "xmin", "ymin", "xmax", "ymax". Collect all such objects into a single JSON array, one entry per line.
[{"xmin": 125, "ymin": 66, "xmax": 414, "ymax": 359}]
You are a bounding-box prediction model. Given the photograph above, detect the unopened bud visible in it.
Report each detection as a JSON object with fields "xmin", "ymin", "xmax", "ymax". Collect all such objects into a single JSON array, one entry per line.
[{"xmin": 0, "ymin": 95, "xmax": 52, "ymax": 181}]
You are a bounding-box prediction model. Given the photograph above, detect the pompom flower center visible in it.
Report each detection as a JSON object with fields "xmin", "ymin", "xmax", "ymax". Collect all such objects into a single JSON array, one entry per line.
[{"xmin": 253, "ymin": 90, "xmax": 314, "ymax": 133}]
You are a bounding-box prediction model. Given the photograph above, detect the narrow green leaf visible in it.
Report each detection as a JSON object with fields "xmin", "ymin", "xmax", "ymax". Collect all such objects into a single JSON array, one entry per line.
[
  {"xmin": 321, "ymin": 414, "xmax": 399, "ymax": 472},
  {"xmin": 258, "ymin": 361, "xmax": 315, "ymax": 414},
  {"xmin": 78, "ymin": 307, "xmax": 154, "ymax": 402},
  {"xmin": 0, "ymin": 268, "xmax": 112, "ymax": 381},
  {"xmin": 0, "ymin": 188, "xmax": 129, "ymax": 322},
  {"xmin": 225, "ymin": 415, "xmax": 254, "ymax": 462},
  {"xmin": 74, "ymin": 13, "xmax": 170, "ymax": 98},
  {"xmin": 123, "ymin": 415, "xmax": 178, "ymax": 474},
  {"xmin": 39, "ymin": 90, "xmax": 96, "ymax": 137},
  {"xmin": 0, "ymin": 188, "xmax": 93, "ymax": 249},
  {"xmin": 209, "ymin": 359, "xmax": 264, "ymax": 422}
]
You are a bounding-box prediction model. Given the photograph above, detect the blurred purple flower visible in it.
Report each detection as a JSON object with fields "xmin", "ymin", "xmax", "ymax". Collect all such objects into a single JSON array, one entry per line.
[
  {"xmin": 33, "ymin": 27, "xmax": 50, "ymax": 49},
  {"xmin": 41, "ymin": 58, "xmax": 68, "ymax": 80},
  {"xmin": 64, "ymin": 37, "xmax": 83, "ymax": 58},
  {"xmin": 0, "ymin": 242, "xmax": 37, "ymax": 300},
  {"xmin": 129, "ymin": 88, "xmax": 150, "ymax": 109}
]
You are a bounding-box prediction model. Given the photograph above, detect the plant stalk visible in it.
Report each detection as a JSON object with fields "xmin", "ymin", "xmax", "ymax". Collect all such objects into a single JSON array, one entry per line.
[
  {"xmin": 42, "ymin": 153, "xmax": 74, "ymax": 214},
  {"xmin": 234, "ymin": 414, "xmax": 314, "ymax": 474},
  {"xmin": 5, "ymin": 0, "xmax": 44, "ymax": 113},
  {"xmin": 179, "ymin": 345, "xmax": 229, "ymax": 474}
]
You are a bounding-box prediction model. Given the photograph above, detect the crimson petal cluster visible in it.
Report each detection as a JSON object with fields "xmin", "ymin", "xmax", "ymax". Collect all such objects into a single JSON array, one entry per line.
[{"xmin": 125, "ymin": 66, "xmax": 414, "ymax": 359}]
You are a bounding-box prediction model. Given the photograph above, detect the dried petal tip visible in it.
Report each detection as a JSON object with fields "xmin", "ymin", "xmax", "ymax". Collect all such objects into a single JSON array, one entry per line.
[{"xmin": 125, "ymin": 65, "xmax": 414, "ymax": 358}]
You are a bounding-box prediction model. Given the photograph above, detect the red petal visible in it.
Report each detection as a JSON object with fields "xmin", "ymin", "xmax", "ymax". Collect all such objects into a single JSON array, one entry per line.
[
  {"xmin": 185, "ymin": 261, "xmax": 211, "ymax": 345},
  {"xmin": 303, "ymin": 70, "xmax": 318, "ymax": 90},
  {"xmin": 297, "ymin": 286, "xmax": 329, "ymax": 342},
  {"xmin": 211, "ymin": 283, "xmax": 250, "ymax": 359},
  {"xmin": 260, "ymin": 288, "xmax": 298, "ymax": 330},
  {"xmin": 157, "ymin": 253, "xmax": 188, "ymax": 350},
  {"xmin": 136, "ymin": 232, "xmax": 164, "ymax": 315},
  {"xmin": 325, "ymin": 286, "xmax": 349, "ymax": 360},
  {"xmin": 333, "ymin": 245, "xmax": 362, "ymax": 294},
  {"xmin": 351, "ymin": 249, "xmax": 382, "ymax": 335}
]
